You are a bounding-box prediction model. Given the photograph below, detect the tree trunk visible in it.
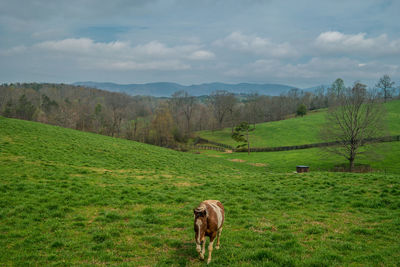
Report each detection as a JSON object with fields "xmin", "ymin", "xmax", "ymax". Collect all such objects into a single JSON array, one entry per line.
[
  {"xmin": 230, "ymin": 109, "xmax": 235, "ymax": 134},
  {"xmin": 133, "ymin": 121, "xmax": 137, "ymax": 140},
  {"xmin": 246, "ymin": 128, "xmax": 250, "ymax": 155},
  {"xmin": 348, "ymin": 140, "xmax": 356, "ymax": 172},
  {"xmin": 219, "ymin": 116, "xmax": 224, "ymax": 129},
  {"xmin": 349, "ymin": 157, "xmax": 354, "ymax": 172},
  {"xmin": 186, "ymin": 118, "xmax": 191, "ymax": 135}
]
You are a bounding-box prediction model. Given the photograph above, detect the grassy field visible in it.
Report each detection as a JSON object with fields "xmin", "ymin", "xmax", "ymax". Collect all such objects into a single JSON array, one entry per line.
[
  {"xmin": 1, "ymin": 117, "xmax": 400, "ymax": 266},
  {"xmin": 198, "ymin": 100, "xmax": 400, "ymax": 148},
  {"xmin": 198, "ymin": 141, "xmax": 400, "ymax": 174}
]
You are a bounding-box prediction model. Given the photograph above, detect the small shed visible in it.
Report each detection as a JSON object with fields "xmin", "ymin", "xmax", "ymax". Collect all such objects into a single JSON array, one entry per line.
[{"xmin": 296, "ymin": 165, "xmax": 309, "ymax": 173}]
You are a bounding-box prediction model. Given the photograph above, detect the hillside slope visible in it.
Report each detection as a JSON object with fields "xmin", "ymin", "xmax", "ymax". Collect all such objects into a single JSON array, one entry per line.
[
  {"xmin": 0, "ymin": 118, "xmax": 399, "ymax": 266},
  {"xmin": 198, "ymin": 100, "xmax": 400, "ymax": 148}
]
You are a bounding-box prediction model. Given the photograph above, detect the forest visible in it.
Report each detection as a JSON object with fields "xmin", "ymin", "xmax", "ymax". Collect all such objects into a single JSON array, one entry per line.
[{"xmin": 0, "ymin": 76, "xmax": 398, "ymax": 149}]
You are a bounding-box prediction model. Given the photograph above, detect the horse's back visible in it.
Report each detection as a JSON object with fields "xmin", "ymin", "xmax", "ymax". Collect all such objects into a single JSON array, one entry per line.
[{"xmin": 203, "ymin": 200, "xmax": 224, "ymax": 230}]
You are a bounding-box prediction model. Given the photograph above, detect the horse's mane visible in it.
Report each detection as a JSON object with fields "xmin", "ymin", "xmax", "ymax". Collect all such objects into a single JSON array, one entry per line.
[{"xmin": 194, "ymin": 203, "xmax": 207, "ymax": 213}]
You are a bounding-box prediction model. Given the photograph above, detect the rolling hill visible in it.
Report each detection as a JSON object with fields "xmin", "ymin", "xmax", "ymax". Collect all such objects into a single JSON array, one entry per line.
[
  {"xmin": 73, "ymin": 81, "xmax": 299, "ymax": 97},
  {"xmin": 198, "ymin": 100, "xmax": 400, "ymax": 148},
  {"xmin": 0, "ymin": 116, "xmax": 399, "ymax": 265},
  {"xmin": 196, "ymin": 99, "xmax": 400, "ymax": 174}
]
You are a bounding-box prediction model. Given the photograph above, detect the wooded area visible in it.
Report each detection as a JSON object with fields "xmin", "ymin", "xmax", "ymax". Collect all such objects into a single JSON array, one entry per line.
[{"xmin": 0, "ymin": 76, "xmax": 398, "ymax": 149}]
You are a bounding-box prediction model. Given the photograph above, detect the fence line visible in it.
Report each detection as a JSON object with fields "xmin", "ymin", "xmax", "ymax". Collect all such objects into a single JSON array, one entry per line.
[
  {"xmin": 193, "ymin": 135, "xmax": 400, "ymax": 153},
  {"xmin": 190, "ymin": 145, "xmax": 226, "ymax": 152},
  {"xmin": 193, "ymin": 137, "xmax": 234, "ymax": 150}
]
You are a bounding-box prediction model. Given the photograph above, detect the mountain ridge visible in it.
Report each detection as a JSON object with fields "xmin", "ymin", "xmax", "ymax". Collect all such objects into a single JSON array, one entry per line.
[{"xmin": 73, "ymin": 81, "xmax": 302, "ymax": 97}]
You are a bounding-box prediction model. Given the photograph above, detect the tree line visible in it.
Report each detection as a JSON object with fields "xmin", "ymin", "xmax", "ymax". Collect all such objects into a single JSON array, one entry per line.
[{"xmin": 0, "ymin": 75, "xmax": 398, "ymax": 149}]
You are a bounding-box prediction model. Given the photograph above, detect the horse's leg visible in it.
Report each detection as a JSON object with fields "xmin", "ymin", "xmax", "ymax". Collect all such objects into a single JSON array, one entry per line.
[
  {"xmin": 216, "ymin": 227, "xmax": 223, "ymax": 249},
  {"xmin": 207, "ymin": 233, "xmax": 217, "ymax": 264},
  {"xmin": 200, "ymin": 236, "xmax": 206, "ymax": 260}
]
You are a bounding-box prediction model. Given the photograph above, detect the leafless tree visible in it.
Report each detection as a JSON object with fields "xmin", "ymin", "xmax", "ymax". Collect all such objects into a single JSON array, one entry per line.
[
  {"xmin": 192, "ymin": 103, "xmax": 212, "ymax": 131},
  {"xmin": 310, "ymin": 86, "xmax": 328, "ymax": 110},
  {"xmin": 245, "ymin": 92, "xmax": 263, "ymax": 128},
  {"xmin": 170, "ymin": 90, "xmax": 196, "ymax": 135},
  {"xmin": 208, "ymin": 90, "xmax": 236, "ymax": 129},
  {"xmin": 106, "ymin": 93, "xmax": 129, "ymax": 137},
  {"xmin": 151, "ymin": 102, "xmax": 174, "ymax": 147},
  {"xmin": 375, "ymin": 74, "xmax": 395, "ymax": 103},
  {"xmin": 327, "ymin": 78, "xmax": 346, "ymax": 106},
  {"xmin": 321, "ymin": 82, "xmax": 386, "ymax": 172}
]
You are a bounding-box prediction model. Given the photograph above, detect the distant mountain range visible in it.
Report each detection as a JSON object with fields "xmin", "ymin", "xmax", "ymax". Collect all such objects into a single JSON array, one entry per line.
[{"xmin": 73, "ymin": 81, "xmax": 305, "ymax": 97}]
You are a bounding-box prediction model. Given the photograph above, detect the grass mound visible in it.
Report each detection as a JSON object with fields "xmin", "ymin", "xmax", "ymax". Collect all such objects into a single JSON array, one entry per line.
[{"xmin": 1, "ymin": 117, "xmax": 399, "ymax": 265}]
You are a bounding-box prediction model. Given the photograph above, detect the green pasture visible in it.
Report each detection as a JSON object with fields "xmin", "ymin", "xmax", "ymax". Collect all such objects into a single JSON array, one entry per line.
[
  {"xmin": 1, "ymin": 117, "xmax": 400, "ymax": 266},
  {"xmin": 198, "ymin": 100, "xmax": 400, "ymax": 148},
  {"xmin": 198, "ymin": 141, "xmax": 400, "ymax": 174}
]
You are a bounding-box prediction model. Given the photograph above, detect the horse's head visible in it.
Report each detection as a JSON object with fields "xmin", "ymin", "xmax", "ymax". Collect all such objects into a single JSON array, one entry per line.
[{"xmin": 193, "ymin": 205, "xmax": 207, "ymax": 253}]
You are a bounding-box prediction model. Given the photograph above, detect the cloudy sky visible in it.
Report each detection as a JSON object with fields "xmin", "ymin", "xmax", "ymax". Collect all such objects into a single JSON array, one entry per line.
[{"xmin": 1, "ymin": 0, "xmax": 399, "ymax": 88}]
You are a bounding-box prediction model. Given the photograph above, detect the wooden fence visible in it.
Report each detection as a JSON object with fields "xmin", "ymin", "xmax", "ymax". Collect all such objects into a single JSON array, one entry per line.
[
  {"xmin": 193, "ymin": 137, "xmax": 234, "ymax": 150},
  {"xmin": 194, "ymin": 135, "xmax": 400, "ymax": 153},
  {"xmin": 190, "ymin": 145, "xmax": 226, "ymax": 152},
  {"xmin": 239, "ymin": 135, "xmax": 400, "ymax": 153}
]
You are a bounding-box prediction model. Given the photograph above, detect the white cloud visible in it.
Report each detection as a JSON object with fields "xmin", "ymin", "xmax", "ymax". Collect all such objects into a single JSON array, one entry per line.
[
  {"xmin": 2, "ymin": 30, "xmax": 400, "ymax": 85},
  {"xmin": 214, "ymin": 31, "xmax": 298, "ymax": 58},
  {"xmin": 187, "ymin": 50, "xmax": 215, "ymax": 60},
  {"xmin": 0, "ymin": 45, "xmax": 27, "ymax": 56},
  {"xmin": 92, "ymin": 60, "xmax": 191, "ymax": 71},
  {"xmin": 315, "ymin": 31, "xmax": 400, "ymax": 56},
  {"xmin": 133, "ymin": 41, "xmax": 180, "ymax": 58},
  {"xmin": 224, "ymin": 57, "xmax": 399, "ymax": 84},
  {"xmin": 220, "ymin": 31, "xmax": 400, "ymax": 85},
  {"xmin": 23, "ymin": 38, "xmax": 215, "ymax": 71},
  {"xmin": 35, "ymin": 38, "xmax": 128, "ymax": 56}
]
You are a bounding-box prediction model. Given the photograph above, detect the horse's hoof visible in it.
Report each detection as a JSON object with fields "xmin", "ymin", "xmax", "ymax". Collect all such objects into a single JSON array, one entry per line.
[
  {"xmin": 199, "ymin": 256, "xmax": 204, "ymax": 261},
  {"xmin": 207, "ymin": 259, "xmax": 211, "ymax": 264},
  {"xmin": 216, "ymin": 245, "xmax": 220, "ymax": 250}
]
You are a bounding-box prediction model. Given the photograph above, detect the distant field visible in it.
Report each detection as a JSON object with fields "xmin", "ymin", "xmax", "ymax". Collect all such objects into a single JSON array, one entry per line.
[
  {"xmin": 198, "ymin": 100, "xmax": 400, "ymax": 148},
  {"xmin": 198, "ymin": 141, "xmax": 400, "ymax": 174},
  {"xmin": 1, "ymin": 117, "xmax": 400, "ymax": 266}
]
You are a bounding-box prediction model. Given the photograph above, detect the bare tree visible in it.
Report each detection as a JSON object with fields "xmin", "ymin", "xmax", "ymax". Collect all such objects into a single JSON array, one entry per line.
[
  {"xmin": 227, "ymin": 97, "xmax": 239, "ymax": 133},
  {"xmin": 170, "ymin": 90, "xmax": 196, "ymax": 135},
  {"xmin": 328, "ymin": 78, "xmax": 346, "ymax": 106},
  {"xmin": 311, "ymin": 86, "xmax": 328, "ymax": 110},
  {"xmin": 245, "ymin": 92, "xmax": 263, "ymax": 128},
  {"xmin": 192, "ymin": 103, "xmax": 212, "ymax": 131},
  {"xmin": 208, "ymin": 90, "xmax": 236, "ymax": 129},
  {"xmin": 151, "ymin": 102, "xmax": 174, "ymax": 147},
  {"xmin": 321, "ymin": 82, "xmax": 386, "ymax": 172},
  {"xmin": 106, "ymin": 93, "xmax": 129, "ymax": 137},
  {"xmin": 286, "ymin": 88, "xmax": 302, "ymax": 114},
  {"xmin": 375, "ymin": 74, "xmax": 395, "ymax": 103}
]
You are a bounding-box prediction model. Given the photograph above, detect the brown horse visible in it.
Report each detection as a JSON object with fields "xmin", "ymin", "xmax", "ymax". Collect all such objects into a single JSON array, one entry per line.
[{"xmin": 193, "ymin": 200, "xmax": 224, "ymax": 264}]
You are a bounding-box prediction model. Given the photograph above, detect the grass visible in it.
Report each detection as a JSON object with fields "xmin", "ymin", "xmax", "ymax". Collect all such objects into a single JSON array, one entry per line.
[
  {"xmin": 198, "ymin": 141, "xmax": 400, "ymax": 174},
  {"xmin": 198, "ymin": 99, "xmax": 400, "ymax": 148},
  {"xmin": 1, "ymin": 116, "xmax": 400, "ymax": 266}
]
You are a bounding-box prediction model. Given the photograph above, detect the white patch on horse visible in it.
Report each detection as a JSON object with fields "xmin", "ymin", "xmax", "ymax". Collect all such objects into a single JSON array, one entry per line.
[
  {"xmin": 209, "ymin": 203, "xmax": 223, "ymax": 229},
  {"xmin": 196, "ymin": 219, "xmax": 202, "ymax": 243}
]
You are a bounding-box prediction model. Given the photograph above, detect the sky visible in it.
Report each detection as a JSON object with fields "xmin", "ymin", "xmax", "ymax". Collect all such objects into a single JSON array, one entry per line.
[{"xmin": 0, "ymin": 0, "xmax": 399, "ymax": 88}]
